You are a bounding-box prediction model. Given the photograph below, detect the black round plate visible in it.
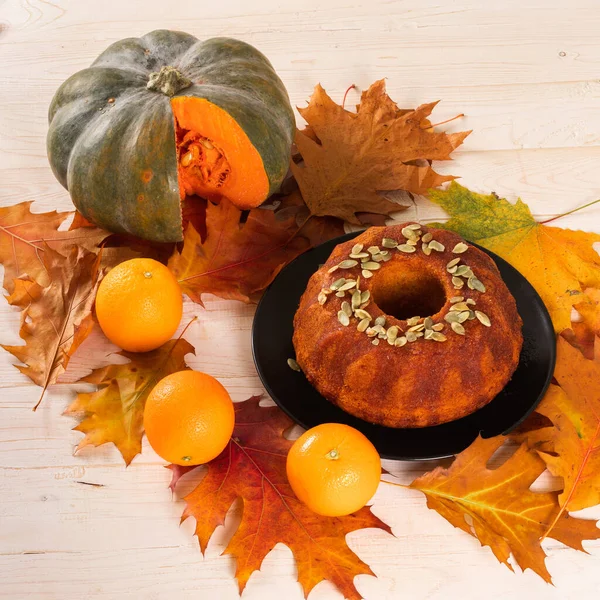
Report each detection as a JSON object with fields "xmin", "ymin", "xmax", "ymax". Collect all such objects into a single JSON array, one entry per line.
[{"xmin": 252, "ymin": 232, "xmax": 556, "ymax": 460}]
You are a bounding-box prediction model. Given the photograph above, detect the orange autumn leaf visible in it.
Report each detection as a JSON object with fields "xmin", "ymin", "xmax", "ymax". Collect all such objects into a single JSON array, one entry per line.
[
  {"xmin": 291, "ymin": 79, "xmax": 470, "ymax": 224},
  {"xmin": 171, "ymin": 396, "xmax": 391, "ymax": 600},
  {"xmin": 69, "ymin": 209, "xmax": 150, "ymax": 268},
  {"xmin": 2, "ymin": 245, "xmax": 102, "ymax": 409},
  {"xmin": 410, "ymin": 436, "xmax": 600, "ymax": 582},
  {"xmin": 168, "ymin": 199, "xmax": 309, "ymax": 305},
  {"xmin": 66, "ymin": 337, "xmax": 195, "ymax": 465},
  {"xmin": 430, "ymin": 182, "xmax": 600, "ymax": 332},
  {"xmin": 68, "ymin": 210, "xmax": 96, "ymax": 229},
  {"xmin": 560, "ymin": 322, "xmax": 597, "ymax": 360},
  {"xmin": 575, "ymin": 287, "xmax": 600, "ymax": 335},
  {"xmin": 0, "ymin": 201, "xmax": 109, "ymax": 293},
  {"xmin": 518, "ymin": 337, "xmax": 600, "ymax": 524}
]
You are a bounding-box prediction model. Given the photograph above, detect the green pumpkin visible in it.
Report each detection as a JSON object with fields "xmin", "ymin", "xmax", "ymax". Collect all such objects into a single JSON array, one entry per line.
[{"xmin": 47, "ymin": 30, "xmax": 295, "ymax": 242}]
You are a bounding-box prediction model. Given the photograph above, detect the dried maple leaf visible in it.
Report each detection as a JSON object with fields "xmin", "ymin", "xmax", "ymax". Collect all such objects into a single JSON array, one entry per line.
[
  {"xmin": 0, "ymin": 201, "xmax": 109, "ymax": 293},
  {"xmin": 430, "ymin": 182, "xmax": 600, "ymax": 332},
  {"xmin": 517, "ymin": 337, "xmax": 600, "ymax": 527},
  {"xmin": 290, "ymin": 79, "xmax": 470, "ymax": 224},
  {"xmin": 68, "ymin": 209, "xmax": 149, "ymax": 267},
  {"xmin": 575, "ymin": 288, "xmax": 600, "ymax": 335},
  {"xmin": 2, "ymin": 245, "xmax": 102, "ymax": 409},
  {"xmin": 560, "ymin": 322, "xmax": 597, "ymax": 360},
  {"xmin": 410, "ymin": 435, "xmax": 600, "ymax": 582},
  {"xmin": 181, "ymin": 195, "xmax": 208, "ymax": 242},
  {"xmin": 66, "ymin": 336, "xmax": 195, "ymax": 465},
  {"xmin": 168, "ymin": 199, "xmax": 309, "ymax": 305},
  {"xmin": 172, "ymin": 396, "xmax": 390, "ymax": 599},
  {"xmin": 68, "ymin": 210, "xmax": 96, "ymax": 229},
  {"xmin": 272, "ymin": 189, "xmax": 345, "ymax": 247}
]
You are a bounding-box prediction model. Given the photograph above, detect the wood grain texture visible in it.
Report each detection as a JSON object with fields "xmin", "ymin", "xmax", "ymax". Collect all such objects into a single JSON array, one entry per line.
[{"xmin": 1, "ymin": 1, "xmax": 600, "ymax": 598}]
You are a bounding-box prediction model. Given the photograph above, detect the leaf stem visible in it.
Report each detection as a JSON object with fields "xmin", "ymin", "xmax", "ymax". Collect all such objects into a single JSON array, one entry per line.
[
  {"xmin": 425, "ymin": 114, "xmax": 465, "ymax": 129},
  {"xmin": 539, "ymin": 198, "xmax": 600, "ymax": 224},
  {"xmin": 379, "ymin": 478, "xmax": 410, "ymax": 489},
  {"xmin": 33, "ymin": 384, "xmax": 49, "ymax": 412},
  {"xmin": 177, "ymin": 316, "xmax": 198, "ymax": 339},
  {"xmin": 342, "ymin": 84, "xmax": 356, "ymax": 110},
  {"xmin": 119, "ymin": 316, "xmax": 197, "ymax": 421}
]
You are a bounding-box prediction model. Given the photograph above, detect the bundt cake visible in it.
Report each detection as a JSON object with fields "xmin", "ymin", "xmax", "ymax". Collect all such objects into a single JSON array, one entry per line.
[{"xmin": 292, "ymin": 223, "xmax": 523, "ymax": 428}]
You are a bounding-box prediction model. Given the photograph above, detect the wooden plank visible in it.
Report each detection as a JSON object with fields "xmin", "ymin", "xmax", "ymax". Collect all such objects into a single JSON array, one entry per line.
[{"xmin": 3, "ymin": 80, "xmax": 600, "ymax": 163}]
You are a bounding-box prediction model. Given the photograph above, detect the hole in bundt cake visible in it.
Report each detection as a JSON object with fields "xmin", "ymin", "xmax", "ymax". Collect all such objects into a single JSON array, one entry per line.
[{"xmin": 371, "ymin": 267, "xmax": 446, "ymax": 321}]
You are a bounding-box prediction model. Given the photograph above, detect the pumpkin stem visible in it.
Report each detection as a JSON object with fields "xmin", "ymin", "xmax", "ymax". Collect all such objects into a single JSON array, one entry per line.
[{"xmin": 147, "ymin": 66, "xmax": 192, "ymax": 96}]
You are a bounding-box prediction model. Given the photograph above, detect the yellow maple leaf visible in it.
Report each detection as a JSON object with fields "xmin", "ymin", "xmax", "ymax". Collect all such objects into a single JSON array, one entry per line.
[
  {"xmin": 519, "ymin": 337, "xmax": 600, "ymax": 518},
  {"xmin": 575, "ymin": 287, "xmax": 600, "ymax": 334},
  {"xmin": 410, "ymin": 435, "xmax": 600, "ymax": 582},
  {"xmin": 430, "ymin": 182, "xmax": 600, "ymax": 332}
]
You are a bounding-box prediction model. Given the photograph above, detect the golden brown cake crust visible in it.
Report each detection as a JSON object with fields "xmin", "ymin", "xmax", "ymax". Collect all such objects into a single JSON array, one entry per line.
[{"xmin": 292, "ymin": 223, "xmax": 524, "ymax": 428}]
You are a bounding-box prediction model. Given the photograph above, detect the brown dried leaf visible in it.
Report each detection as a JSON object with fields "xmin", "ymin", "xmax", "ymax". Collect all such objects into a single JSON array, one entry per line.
[
  {"xmin": 0, "ymin": 201, "xmax": 109, "ymax": 293},
  {"xmin": 291, "ymin": 80, "xmax": 469, "ymax": 224},
  {"xmin": 2, "ymin": 245, "xmax": 102, "ymax": 409},
  {"xmin": 273, "ymin": 190, "xmax": 345, "ymax": 247},
  {"xmin": 168, "ymin": 199, "xmax": 309, "ymax": 305}
]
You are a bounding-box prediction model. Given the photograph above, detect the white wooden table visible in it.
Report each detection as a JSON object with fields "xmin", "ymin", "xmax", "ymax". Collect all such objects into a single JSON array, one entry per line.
[{"xmin": 2, "ymin": 1, "xmax": 600, "ymax": 598}]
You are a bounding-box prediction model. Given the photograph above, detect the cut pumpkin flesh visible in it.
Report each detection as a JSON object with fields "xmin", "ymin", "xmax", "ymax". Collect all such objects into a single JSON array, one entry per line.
[{"xmin": 171, "ymin": 97, "xmax": 270, "ymax": 209}]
